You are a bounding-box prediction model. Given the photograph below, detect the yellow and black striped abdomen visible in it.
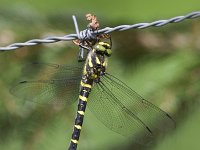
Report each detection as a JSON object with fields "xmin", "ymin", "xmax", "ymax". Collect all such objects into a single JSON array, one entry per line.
[{"xmin": 68, "ymin": 82, "xmax": 91, "ymax": 150}]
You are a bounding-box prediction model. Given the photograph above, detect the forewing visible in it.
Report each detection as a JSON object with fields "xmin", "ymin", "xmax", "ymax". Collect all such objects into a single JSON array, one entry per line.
[
  {"xmin": 10, "ymin": 78, "xmax": 81, "ymax": 105},
  {"xmin": 10, "ymin": 63, "xmax": 83, "ymax": 105},
  {"xmin": 21, "ymin": 62, "xmax": 83, "ymax": 80}
]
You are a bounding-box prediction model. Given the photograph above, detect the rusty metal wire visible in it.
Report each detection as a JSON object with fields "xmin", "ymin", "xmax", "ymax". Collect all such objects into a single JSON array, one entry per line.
[{"xmin": 0, "ymin": 11, "xmax": 200, "ymax": 51}]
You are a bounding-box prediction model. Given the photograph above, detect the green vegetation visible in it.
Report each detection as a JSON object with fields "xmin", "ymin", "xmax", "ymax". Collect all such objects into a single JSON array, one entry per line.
[{"xmin": 0, "ymin": 1, "xmax": 200, "ymax": 150}]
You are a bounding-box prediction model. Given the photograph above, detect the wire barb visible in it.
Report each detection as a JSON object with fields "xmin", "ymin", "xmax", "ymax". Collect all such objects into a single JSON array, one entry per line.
[{"xmin": 0, "ymin": 11, "xmax": 200, "ymax": 51}]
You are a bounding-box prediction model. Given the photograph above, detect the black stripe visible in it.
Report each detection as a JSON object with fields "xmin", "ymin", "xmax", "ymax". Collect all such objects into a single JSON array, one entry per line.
[
  {"xmin": 72, "ymin": 128, "xmax": 81, "ymax": 139},
  {"xmin": 80, "ymin": 90, "xmax": 90, "ymax": 98},
  {"xmin": 78, "ymin": 99, "xmax": 87, "ymax": 112},
  {"xmin": 75, "ymin": 112, "xmax": 84, "ymax": 125},
  {"xmin": 79, "ymin": 100, "xmax": 87, "ymax": 106},
  {"xmin": 68, "ymin": 142, "xmax": 77, "ymax": 150},
  {"xmin": 91, "ymin": 53, "xmax": 97, "ymax": 66}
]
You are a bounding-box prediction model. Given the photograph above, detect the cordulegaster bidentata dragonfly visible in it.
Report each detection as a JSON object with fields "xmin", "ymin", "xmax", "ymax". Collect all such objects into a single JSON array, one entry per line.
[{"xmin": 10, "ymin": 41, "xmax": 175, "ymax": 150}]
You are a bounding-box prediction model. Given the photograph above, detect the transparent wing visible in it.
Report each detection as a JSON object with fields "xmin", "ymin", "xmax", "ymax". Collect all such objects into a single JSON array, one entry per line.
[
  {"xmin": 88, "ymin": 73, "xmax": 175, "ymax": 143},
  {"xmin": 10, "ymin": 63, "xmax": 83, "ymax": 105},
  {"xmin": 21, "ymin": 62, "xmax": 83, "ymax": 80}
]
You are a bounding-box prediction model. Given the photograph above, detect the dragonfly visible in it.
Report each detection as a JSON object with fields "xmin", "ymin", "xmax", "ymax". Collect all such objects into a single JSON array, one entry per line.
[{"xmin": 10, "ymin": 41, "xmax": 175, "ymax": 150}]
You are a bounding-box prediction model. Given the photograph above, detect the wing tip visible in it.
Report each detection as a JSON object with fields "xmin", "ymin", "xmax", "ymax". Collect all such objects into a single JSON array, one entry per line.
[
  {"xmin": 166, "ymin": 113, "xmax": 176, "ymax": 128},
  {"xmin": 19, "ymin": 80, "xmax": 28, "ymax": 84}
]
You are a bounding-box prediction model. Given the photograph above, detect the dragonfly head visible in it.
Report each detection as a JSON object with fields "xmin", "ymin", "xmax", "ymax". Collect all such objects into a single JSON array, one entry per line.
[{"xmin": 93, "ymin": 42, "xmax": 112, "ymax": 57}]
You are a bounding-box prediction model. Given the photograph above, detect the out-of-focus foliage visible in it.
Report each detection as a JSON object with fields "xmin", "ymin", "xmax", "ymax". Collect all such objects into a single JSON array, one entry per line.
[{"xmin": 0, "ymin": 1, "xmax": 200, "ymax": 150}]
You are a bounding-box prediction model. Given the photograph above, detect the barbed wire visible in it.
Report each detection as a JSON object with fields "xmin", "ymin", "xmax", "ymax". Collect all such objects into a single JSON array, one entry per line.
[{"xmin": 0, "ymin": 11, "xmax": 200, "ymax": 51}]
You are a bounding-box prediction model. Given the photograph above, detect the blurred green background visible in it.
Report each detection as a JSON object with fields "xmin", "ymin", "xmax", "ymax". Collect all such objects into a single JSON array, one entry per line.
[{"xmin": 0, "ymin": 1, "xmax": 200, "ymax": 150}]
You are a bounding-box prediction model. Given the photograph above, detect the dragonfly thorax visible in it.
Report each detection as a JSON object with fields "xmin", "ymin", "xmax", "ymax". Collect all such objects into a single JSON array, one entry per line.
[{"xmin": 82, "ymin": 42, "xmax": 112, "ymax": 84}]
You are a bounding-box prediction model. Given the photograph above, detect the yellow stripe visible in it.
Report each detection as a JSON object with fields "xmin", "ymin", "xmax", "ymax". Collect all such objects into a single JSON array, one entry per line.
[
  {"xmin": 80, "ymin": 81, "xmax": 92, "ymax": 88},
  {"xmin": 74, "ymin": 125, "xmax": 82, "ymax": 130},
  {"xmin": 88, "ymin": 56, "xmax": 93, "ymax": 67},
  {"xmin": 78, "ymin": 111, "xmax": 85, "ymax": 115},
  {"xmin": 96, "ymin": 56, "xmax": 100, "ymax": 64},
  {"xmin": 71, "ymin": 139, "xmax": 78, "ymax": 144},
  {"xmin": 102, "ymin": 61, "xmax": 106, "ymax": 67},
  {"xmin": 79, "ymin": 95, "xmax": 87, "ymax": 102},
  {"xmin": 99, "ymin": 42, "xmax": 110, "ymax": 47}
]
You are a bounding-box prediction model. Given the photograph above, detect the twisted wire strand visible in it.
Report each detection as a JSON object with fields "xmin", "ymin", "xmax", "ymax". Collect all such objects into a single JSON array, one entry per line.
[{"xmin": 0, "ymin": 11, "xmax": 199, "ymax": 51}]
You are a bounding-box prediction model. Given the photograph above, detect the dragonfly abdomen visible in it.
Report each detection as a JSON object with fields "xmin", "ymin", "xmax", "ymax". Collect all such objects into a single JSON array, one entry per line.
[{"xmin": 68, "ymin": 82, "xmax": 91, "ymax": 150}]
